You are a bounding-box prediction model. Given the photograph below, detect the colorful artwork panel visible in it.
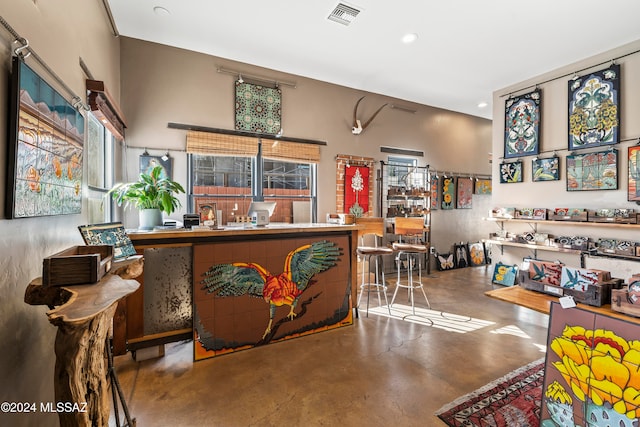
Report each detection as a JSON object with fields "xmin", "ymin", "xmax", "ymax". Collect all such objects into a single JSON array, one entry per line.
[
  {"xmin": 492, "ymin": 263, "xmax": 518, "ymax": 286},
  {"xmin": 474, "ymin": 179, "xmax": 492, "ymax": 195},
  {"xmin": 532, "ymin": 157, "xmax": 560, "ymax": 182},
  {"xmin": 235, "ymin": 81, "xmax": 282, "ymax": 134},
  {"xmin": 78, "ymin": 222, "xmax": 137, "ymax": 260},
  {"xmin": 140, "ymin": 155, "xmax": 172, "ymax": 179},
  {"xmin": 454, "ymin": 243, "xmax": 469, "ymax": 268},
  {"xmin": 7, "ymin": 57, "xmax": 84, "ymax": 218},
  {"xmin": 629, "ymin": 146, "xmax": 640, "ymax": 202},
  {"xmin": 504, "ymin": 89, "xmax": 541, "ymax": 159},
  {"xmin": 566, "ymin": 149, "xmax": 617, "ymax": 191},
  {"xmin": 568, "ymin": 64, "xmax": 620, "ymax": 150},
  {"xmin": 441, "ymin": 177, "xmax": 455, "ymax": 210},
  {"xmin": 541, "ymin": 303, "xmax": 640, "ymax": 427},
  {"xmin": 430, "ymin": 177, "xmax": 439, "ymax": 210},
  {"xmin": 467, "ymin": 242, "xmax": 487, "ymax": 266},
  {"xmin": 499, "ymin": 161, "xmax": 522, "ymax": 183},
  {"xmin": 435, "ymin": 252, "xmax": 454, "ymax": 270},
  {"xmin": 193, "ymin": 236, "xmax": 352, "ymax": 360},
  {"xmin": 345, "ymin": 165, "xmax": 369, "ymax": 216},
  {"xmin": 456, "ymin": 177, "xmax": 473, "ymax": 209}
]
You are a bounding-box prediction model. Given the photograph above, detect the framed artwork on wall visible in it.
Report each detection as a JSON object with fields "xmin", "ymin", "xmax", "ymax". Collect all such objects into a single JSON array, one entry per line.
[
  {"xmin": 499, "ymin": 161, "xmax": 523, "ymax": 184},
  {"xmin": 504, "ymin": 89, "xmax": 541, "ymax": 159},
  {"xmin": 430, "ymin": 177, "xmax": 439, "ymax": 210},
  {"xmin": 345, "ymin": 165, "xmax": 369, "ymax": 216},
  {"xmin": 235, "ymin": 81, "xmax": 282, "ymax": 134},
  {"xmin": 456, "ymin": 177, "xmax": 473, "ymax": 209},
  {"xmin": 6, "ymin": 57, "xmax": 84, "ymax": 218},
  {"xmin": 566, "ymin": 149, "xmax": 618, "ymax": 191},
  {"xmin": 568, "ymin": 64, "xmax": 620, "ymax": 150},
  {"xmin": 532, "ymin": 156, "xmax": 560, "ymax": 182},
  {"xmin": 474, "ymin": 178, "xmax": 492, "ymax": 195},
  {"xmin": 140, "ymin": 155, "xmax": 172, "ymax": 179},
  {"xmin": 629, "ymin": 146, "xmax": 640, "ymax": 202},
  {"xmin": 441, "ymin": 177, "xmax": 455, "ymax": 210}
]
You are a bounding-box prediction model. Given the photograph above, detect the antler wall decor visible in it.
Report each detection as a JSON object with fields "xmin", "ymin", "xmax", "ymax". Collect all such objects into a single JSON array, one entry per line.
[{"xmin": 352, "ymin": 96, "xmax": 388, "ymax": 135}]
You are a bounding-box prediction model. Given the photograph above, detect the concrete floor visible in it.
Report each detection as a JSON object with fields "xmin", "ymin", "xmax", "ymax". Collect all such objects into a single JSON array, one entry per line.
[{"xmin": 112, "ymin": 266, "xmax": 549, "ymax": 427}]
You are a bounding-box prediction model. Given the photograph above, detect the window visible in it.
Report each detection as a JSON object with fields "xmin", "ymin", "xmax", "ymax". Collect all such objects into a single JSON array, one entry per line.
[
  {"xmin": 85, "ymin": 113, "xmax": 115, "ymax": 223},
  {"xmin": 189, "ymin": 152, "xmax": 317, "ymax": 225}
]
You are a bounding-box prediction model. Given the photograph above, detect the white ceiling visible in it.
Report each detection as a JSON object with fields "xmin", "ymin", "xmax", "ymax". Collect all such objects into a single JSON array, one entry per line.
[{"xmin": 106, "ymin": 0, "xmax": 640, "ymax": 120}]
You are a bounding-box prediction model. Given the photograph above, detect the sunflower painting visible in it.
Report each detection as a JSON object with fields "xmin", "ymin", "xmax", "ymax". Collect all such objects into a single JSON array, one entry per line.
[
  {"xmin": 441, "ymin": 177, "xmax": 455, "ymax": 210},
  {"xmin": 541, "ymin": 303, "xmax": 640, "ymax": 427}
]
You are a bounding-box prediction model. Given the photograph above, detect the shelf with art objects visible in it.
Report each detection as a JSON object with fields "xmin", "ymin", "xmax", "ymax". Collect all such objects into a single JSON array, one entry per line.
[{"xmin": 107, "ymin": 165, "xmax": 185, "ymax": 230}]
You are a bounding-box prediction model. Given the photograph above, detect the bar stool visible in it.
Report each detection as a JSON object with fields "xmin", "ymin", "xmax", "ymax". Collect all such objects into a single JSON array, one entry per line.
[
  {"xmin": 390, "ymin": 216, "xmax": 430, "ymax": 316},
  {"xmin": 355, "ymin": 217, "xmax": 393, "ymax": 317}
]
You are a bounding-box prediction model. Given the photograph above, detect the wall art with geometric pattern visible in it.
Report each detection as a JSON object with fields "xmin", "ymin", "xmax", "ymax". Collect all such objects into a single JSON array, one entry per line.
[{"xmin": 235, "ymin": 81, "xmax": 282, "ymax": 134}]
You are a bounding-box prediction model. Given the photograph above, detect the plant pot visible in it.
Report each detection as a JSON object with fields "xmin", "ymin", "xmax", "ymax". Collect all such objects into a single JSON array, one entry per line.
[{"xmin": 139, "ymin": 209, "xmax": 162, "ymax": 230}]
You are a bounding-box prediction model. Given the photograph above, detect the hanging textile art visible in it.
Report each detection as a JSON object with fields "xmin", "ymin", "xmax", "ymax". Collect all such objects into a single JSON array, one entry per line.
[
  {"xmin": 566, "ymin": 149, "xmax": 617, "ymax": 191},
  {"xmin": 504, "ymin": 89, "xmax": 541, "ymax": 159},
  {"xmin": 568, "ymin": 64, "xmax": 620, "ymax": 150},
  {"xmin": 235, "ymin": 81, "xmax": 282, "ymax": 134},
  {"xmin": 345, "ymin": 165, "xmax": 369, "ymax": 216}
]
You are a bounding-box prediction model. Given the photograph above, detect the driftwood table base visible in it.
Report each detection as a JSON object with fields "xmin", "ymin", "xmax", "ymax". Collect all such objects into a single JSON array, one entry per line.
[{"xmin": 25, "ymin": 256, "xmax": 143, "ymax": 427}]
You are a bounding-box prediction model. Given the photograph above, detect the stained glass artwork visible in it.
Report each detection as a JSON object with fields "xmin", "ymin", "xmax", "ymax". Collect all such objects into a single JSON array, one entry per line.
[
  {"xmin": 628, "ymin": 146, "xmax": 640, "ymax": 202},
  {"xmin": 441, "ymin": 177, "xmax": 455, "ymax": 210},
  {"xmin": 7, "ymin": 58, "xmax": 84, "ymax": 218},
  {"xmin": 504, "ymin": 89, "xmax": 541, "ymax": 159},
  {"xmin": 566, "ymin": 149, "xmax": 617, "ymax": 191},
  {"xmin": 235, "ymin": 81, "xmax": 281, "ymax": 134},
  {"xmin": 474, "ymin": 179, "xmax": 492, "ymax": 195},
  {"xmin": 456, "ymin": 177, "xmax": 473, "ymax": 209},
  {"xmin": 568, "ymin": 64, "xmax": 620, "ymax": 150},
  {"xmin": 499, "ymin": 161, "xmax": 522, "ymax": 184},
  {"xmin": 532, "ymin": 157, "xmax": 560, "ymax": 182}
]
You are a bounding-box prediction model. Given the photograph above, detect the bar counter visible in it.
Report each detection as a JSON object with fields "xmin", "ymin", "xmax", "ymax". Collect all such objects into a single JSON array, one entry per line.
[{"xmin": 118, "ymin": 223, "xmax": 362, "ymax": 358}]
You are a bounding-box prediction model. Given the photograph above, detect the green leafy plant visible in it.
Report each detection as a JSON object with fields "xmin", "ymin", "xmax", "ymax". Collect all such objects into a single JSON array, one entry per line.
[{"xmin": 108, "ymin": 166, "xmax": 185, "ymax": 214}]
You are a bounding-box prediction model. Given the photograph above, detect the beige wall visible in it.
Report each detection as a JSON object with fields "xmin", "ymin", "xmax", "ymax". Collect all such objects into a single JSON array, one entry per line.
[
  {"xmin": 119, "ymin": 37, "xmax": 494, "ymax": 253},
  {"xmin": 491, "ymin": 40, "xmax": 640, "ymax": 273},
  {"xmin": 0, "ymin": 1, "xmax": 119, "ymax": 426}
]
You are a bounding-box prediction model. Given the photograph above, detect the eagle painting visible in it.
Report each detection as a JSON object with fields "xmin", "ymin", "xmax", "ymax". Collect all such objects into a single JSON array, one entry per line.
[{"xmin": 201, "ymin": 240, "xmax": 341, "ymax": 340}]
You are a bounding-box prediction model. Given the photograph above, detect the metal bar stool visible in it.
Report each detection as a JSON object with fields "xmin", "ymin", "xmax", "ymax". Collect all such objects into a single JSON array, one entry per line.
[
  {"xmin": 390, "ymin": 216, "xmax": 430, "ymax": 317},
  {"xmin": 355, "ymin": 217, "xmax": 393, "ymax": 317}
]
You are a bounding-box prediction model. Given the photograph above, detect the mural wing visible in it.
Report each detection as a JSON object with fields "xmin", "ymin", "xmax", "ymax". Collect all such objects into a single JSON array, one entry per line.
[
  {"xmin": 285, "ymin": 240, "xmax": 341, "ymax": 290},
  {"xmin": 201, "ymin": 262, "xmax": 268, "ymax": 298}
]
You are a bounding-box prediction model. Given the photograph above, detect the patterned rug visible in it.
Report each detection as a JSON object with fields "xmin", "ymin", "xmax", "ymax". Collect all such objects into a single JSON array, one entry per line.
[{"xmin": 435, "ymin": 358, "xmax": 545, "ymax": 427}]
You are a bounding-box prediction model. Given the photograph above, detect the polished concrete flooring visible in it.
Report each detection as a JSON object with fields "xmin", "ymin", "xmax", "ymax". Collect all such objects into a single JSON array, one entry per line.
[{"xmin": 113, "ymin": 266, "xmax": 549, "ymax": 426}]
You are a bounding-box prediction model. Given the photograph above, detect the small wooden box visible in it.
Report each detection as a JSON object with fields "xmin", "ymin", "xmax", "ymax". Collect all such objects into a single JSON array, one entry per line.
[
  {"xmin": 611, "ymin": 288, "xmax": 640, "ymax": 317},
  {"xmin": 42, "ymin": 245, "xmax": 113, "ymax": 287}
]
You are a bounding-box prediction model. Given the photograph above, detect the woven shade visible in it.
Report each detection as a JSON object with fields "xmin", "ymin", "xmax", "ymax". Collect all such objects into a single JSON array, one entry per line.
[
  {"xmin": 262, "ymin": 139, "xmax": 320, "ymax": 163},
  {"xmin": 186, "ymin": 130, "xmax": 259, "ymax": 156}
]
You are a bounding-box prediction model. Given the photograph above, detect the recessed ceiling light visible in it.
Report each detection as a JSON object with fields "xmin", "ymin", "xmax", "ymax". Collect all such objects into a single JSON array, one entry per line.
[
  {"xmin": 477, "ymin": 102, "xmax": 488, "ymax": 108},
  {"xmin": 153, "ymin": 6, "xmax": 170, "ymax": 16},
  {"xmin": 402, "ymin": 33, "xmax": 418, "ymax": 44}
]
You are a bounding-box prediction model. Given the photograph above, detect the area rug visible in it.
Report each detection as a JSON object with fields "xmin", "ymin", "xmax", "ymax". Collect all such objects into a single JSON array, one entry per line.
[{"xmin": 435, "ymin": 358, "xmax": 545, "ymax": 427}]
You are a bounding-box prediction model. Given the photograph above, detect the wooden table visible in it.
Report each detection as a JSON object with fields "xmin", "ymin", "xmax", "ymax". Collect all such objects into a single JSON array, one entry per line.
[
  {"xmin": 24, "ymin": 257, "xmax": 143, "ymax": 427},
  {"xmin": 485, "ymin": 285, "xmax": 640, "ymax": 325}
]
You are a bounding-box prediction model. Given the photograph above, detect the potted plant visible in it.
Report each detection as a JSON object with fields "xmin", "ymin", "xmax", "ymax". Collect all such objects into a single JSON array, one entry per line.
[{"xmin": 108, "ymin": 165, "xmax": 186, "ymax": 230}]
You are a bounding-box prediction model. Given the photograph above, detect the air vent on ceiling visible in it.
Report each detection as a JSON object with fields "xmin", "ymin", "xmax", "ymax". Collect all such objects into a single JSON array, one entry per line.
[{"xmin": 328, "ymin": 3, "xmax": 361, "ymax": 26}]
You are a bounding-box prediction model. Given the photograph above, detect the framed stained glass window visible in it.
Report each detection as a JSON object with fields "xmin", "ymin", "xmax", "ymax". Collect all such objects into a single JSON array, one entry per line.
[
  {"xmin": 566, "ymin": 149, "xmax": 617, "ymax": 191},
  {"xmin": 235, "ymin": 81, "xmax": 281, "ymax": 134},
  {"xmin": 568, "ymin": 64, "xmax": 620, "ymax": 150},
  {"xmin": 504, "ymin": 89, "xmax": 541, "ymax": 159},
  {"xmin": 628, "ymin": 146, "xmax": 640, "ymax": 202},
  {"xmin": 532, "ymin": 157, "xmax": 560, "ymax": 182},
  {"xmin": 500, "ymin": 161, "xmax": 523, "ymax": 184}
]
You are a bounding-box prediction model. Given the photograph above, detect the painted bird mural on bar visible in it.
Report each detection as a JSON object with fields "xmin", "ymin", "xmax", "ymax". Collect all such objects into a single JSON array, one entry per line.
[{"xmin": 201, "ymin": 240, "xmax": 341, "ymax": 339}]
